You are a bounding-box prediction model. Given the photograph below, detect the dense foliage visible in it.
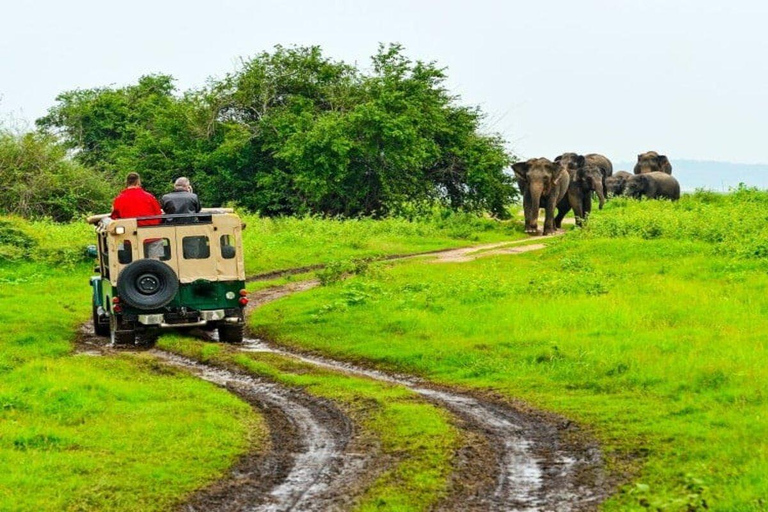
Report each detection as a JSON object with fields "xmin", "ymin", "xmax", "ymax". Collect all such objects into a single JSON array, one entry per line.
[
  {"xmin": 37, "ymin": 44, "xmax": 515, "ymax": 217},
  {"xmin": 0, "ymin": 131, "xmax": 113, "ymax": 221}
]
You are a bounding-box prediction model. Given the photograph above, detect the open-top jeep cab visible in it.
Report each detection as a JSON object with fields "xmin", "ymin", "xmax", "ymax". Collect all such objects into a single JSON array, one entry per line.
[{"xmin": 88, "ymin": 209, "xmax": 248, "ymax": 346}]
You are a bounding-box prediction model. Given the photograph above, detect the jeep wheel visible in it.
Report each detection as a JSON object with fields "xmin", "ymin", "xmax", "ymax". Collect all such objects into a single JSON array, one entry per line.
[
  {"xmin": 218, "ymin": 323, "xmax": 244, "ymax": 344},
  {"xmin": 136, "ymin": 331, "xmax": 158, "ymax": 348},
  {"xmin": 117, "ymin": 259, "xmax": 179, "ymax": 310},
  {"xmin": 110, "ymin": 316, "xmax": 135, "ymax": 346},
  {"xmin": 92, "ymin": 302, "xmax": 110, "ymax": 337}
]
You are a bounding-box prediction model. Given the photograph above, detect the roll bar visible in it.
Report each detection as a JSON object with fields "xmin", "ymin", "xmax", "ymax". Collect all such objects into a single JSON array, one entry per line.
[{"xmin": 87, "ymin": 208, "xmax": 235, "ymax": 225}]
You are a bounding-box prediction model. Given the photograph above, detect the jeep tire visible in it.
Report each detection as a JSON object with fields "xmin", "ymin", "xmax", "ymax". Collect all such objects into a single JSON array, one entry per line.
[
  {"xmin": 92, "ymin": 302, "xmax": 110, "ymax": 337},
  {"xmin": 110, "ymin": 316, "xmax": 136, "ymax": 346},
  {"xmin": 218, "ymin": 323, "xmax": 244, "ymax": 344},
  {"xmin": 117, "ymin": 259, "xmax": 179, "ymax": 310}
]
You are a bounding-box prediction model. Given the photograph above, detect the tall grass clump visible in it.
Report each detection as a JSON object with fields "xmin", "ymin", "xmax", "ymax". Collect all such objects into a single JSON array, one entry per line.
[{"xmin": 581, "ymin": 187, "xmax": 768, "ymax": 259}]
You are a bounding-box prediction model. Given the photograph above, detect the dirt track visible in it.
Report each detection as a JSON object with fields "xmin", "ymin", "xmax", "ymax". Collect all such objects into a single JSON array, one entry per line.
[{"xmin": 77, "ymin": 237, "xmax": 612, "ymax": 511}]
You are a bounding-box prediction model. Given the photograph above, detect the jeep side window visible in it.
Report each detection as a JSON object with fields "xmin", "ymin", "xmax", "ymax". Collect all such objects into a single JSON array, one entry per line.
[
  {"xmin": 220, "ymin": 235, "xmax": 236, "ymax": 259},
  {"xmin": 144, "ymin": 238, "xmax": 171, "ymax": 261},
  {"xmin": 182, "ymin": 236, "xmax": 210, "ymax": 259},
  {"xmin": 117, "ymin": 241, "xmax": 132, "ymax": 264}
]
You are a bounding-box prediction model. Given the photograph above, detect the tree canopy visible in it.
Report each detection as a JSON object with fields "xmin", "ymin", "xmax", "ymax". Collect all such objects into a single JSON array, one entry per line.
[{"xmin": 37, "ymin": 44, "xmax": 516, "ymax": 218}]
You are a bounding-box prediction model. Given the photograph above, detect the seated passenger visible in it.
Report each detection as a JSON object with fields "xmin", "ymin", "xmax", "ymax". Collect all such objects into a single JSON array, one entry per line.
[
  {"xmin": 111, "ymin": 172, "xmax": 163, "ymax": 258},
  {"xmin": 111, "ymin": 172, "xmax": 162, "ymax": 223},
  {"xmin": 161, "ymin": 177, "xmax": 201, "ymax": 215}
]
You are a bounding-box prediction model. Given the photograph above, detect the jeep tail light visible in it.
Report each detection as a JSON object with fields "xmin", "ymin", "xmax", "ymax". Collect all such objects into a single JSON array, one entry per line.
[
  {"xmin": 239, "ymin": 297, "xmax": 249, "ymax": 306},
  {"xmin": 112, "ymin": 297, "xmax": 120, "ymax": 304},
  {"xmin": 113, "ymin": 304, "xmax": 122, "ymax": 313},
  {"xmin": 239, "ymin": 289, "xmax": 248, "ymax": 297}
]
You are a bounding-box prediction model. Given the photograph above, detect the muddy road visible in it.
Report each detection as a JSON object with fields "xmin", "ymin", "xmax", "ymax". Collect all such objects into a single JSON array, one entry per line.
[{"xmin": 78, "ymin": 239, "xmax": 612, "ymax": 511}]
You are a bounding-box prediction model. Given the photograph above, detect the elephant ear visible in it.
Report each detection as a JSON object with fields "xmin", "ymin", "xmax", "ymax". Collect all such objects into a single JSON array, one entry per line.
[
  {"xmin": 554, "ymin": 155, "xmax": 562, "ymax": 163},
  {"xmin": 576, "ymin": 155, "xmax": 586, "ymax": 167},
  {"xmin": 658, "ymin": 155, "xmax": 670, "ymax": 168},
  {"xmin": 512, "ymin": 161, "xmax": 529, "ymax": 182}
]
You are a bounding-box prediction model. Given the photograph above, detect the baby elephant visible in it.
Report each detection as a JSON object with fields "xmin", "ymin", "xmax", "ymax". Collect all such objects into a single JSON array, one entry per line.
[
  {"xmin": 624, "ymin": 172, "xmax": 680, "ymax": 201},
  {"xmin": 605, "ymin": 170, "xmax": 632, "ymax": 197}
]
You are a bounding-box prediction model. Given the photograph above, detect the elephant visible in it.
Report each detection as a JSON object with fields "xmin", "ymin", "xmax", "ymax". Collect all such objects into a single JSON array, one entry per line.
[
  {"xmin": 553, "ymin": 153, "xmax": 606, "ymax": 228},
  {"xmin": 624, "ymin": 172, "xmax": 680, "ymax": 200},
  {"xmin": 584, "ymin": 153, "xmax": 613, "ymax": 188},
  {"xmin": 634, "ymin": 151, "xmax": 672, "ymax": 174},
  {"xmin": 605, "ymin": 170, "xmax": 632, "ymax": 197},
  {"xmin": 513, "ymin": 157, "xmax": 570, "ymax": 235}
]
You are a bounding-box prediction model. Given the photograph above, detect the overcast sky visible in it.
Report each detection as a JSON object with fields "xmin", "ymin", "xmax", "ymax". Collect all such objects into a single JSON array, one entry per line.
[{"xmin": 2, "ymin": 0, "xmax": 767, "ymax": 164}]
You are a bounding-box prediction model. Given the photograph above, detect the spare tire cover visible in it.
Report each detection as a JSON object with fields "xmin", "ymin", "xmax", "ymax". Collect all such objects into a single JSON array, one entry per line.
[{"xmin": 117, "ymin": 259, "xmax": 179, "ymax": 310}]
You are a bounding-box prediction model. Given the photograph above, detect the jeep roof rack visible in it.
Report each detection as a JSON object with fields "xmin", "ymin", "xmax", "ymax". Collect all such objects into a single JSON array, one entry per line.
[{"xmin": 87, "ymin": 208, "xmax": 235, "ymax": 225}]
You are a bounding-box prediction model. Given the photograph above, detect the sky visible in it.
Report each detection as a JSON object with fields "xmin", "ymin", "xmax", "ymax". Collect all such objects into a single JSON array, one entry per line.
[{"xmin": 2, "ymin": 0, "xmax": 767, "ymax": 165}]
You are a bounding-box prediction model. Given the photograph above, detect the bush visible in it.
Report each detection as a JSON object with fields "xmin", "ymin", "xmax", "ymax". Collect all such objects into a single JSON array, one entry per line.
[{"xmin": 0, "ymin": 131, "xmax": 114, "ymax": 221}]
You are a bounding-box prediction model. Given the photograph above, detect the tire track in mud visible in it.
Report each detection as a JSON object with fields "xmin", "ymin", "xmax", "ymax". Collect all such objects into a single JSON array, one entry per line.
[
  {"xmin": 243, "ymin": 265, "xmax": 611, "ymax": 511},
  {"xmin": 77, "ymin": 326, "xmax": 370, "ymax": 512},
  {"xmin": 152, "ymin": 351, "xmax": 368, "ymax": 512}
]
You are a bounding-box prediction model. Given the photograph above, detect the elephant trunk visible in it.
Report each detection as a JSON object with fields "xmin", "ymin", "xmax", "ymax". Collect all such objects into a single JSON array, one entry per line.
[
  {"xmin": 593, "ymin": 177, "xmax": 606, "ymax": 209},
  {"xmin": 528, "ymin": 183, "xmax": 544, "ymax": 232}
]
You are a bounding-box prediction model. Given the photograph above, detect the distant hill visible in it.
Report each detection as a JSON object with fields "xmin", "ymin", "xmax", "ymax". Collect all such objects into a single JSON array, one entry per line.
[{"xmin": 614, "ymin": 160, "xmax": 768, "ymax": 192}]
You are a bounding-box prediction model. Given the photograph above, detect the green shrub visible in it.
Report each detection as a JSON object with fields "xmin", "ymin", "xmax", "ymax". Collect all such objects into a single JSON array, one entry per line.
[{"xmin": 0, "ymin": 131, "xmax": 114, "ymax": 221}]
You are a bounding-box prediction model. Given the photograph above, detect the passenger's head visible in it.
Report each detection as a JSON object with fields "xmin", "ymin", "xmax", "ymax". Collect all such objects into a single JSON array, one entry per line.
[
  {"xmin": 126, "ymin": 172, "xmax": 141, "ymax": 187},
  {"xmin": 174, "ymin": 176, "xmax": 191, "ymax": 192}
]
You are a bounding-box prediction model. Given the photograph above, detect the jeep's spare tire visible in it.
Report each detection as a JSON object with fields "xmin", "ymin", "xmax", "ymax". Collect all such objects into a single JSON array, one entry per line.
[{"xmin": 117, "ymin": 259, "xmax": 179, "ymax": 310}]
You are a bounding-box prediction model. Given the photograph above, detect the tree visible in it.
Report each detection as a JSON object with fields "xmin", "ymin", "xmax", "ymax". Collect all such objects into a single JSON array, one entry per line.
[{"xmin": 38, "ymin": 45, "xmax": 517, "ymax": 217}]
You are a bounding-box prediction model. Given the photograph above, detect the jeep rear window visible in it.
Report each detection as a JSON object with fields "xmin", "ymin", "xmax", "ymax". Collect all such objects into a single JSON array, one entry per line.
[
  {"xmin": 144, "ymin": 238, "xmax": 171, "ymax": 261},
  {"xmin": 182, "ymin": 236, "xmax": 210, "ymax": 259},
  {"xmin": 220, "ymin": 235, "xmax": 236, "ymax": 259},
  {"xmin": 117, "ymin": 241, "xmax": 132, "ymax": 264}
]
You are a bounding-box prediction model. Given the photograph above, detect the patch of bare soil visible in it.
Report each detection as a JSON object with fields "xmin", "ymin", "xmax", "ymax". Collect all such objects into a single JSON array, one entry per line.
[
  {"xmin": 246, "ymin": 237, "xmax": 553, "ymax": 282},
  {"xmin": 431, "ymin": 243, "xmax": 548, "ymax": 263}
]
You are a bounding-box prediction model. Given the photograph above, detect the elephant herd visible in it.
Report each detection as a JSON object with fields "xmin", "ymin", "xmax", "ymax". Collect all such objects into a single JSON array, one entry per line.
[{"xmin": 513, "ymin": 150, "xmax": 681, "ymax": 235}]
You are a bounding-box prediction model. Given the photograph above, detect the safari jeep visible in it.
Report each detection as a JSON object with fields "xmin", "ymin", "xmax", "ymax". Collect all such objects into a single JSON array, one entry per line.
[{"xmin": 88, "ymin": 209, "xmax": 248, "ymax": 346}]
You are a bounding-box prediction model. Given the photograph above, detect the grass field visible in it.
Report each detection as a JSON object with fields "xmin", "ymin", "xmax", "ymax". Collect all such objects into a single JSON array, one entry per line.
[
  {"xmin": 0, "ymin": 221, "xmax": 265, "ymax": 511},
  {"xmin": 250, "ymin": 190, "xmax": 768, "ymax": 511},
  {"xmin": 0, "ymin": 212, "xmax": 520, "ymax": 511},
  {"xmin": 239, "ymin": 211, "xmax": 525, "ymax": 274}
]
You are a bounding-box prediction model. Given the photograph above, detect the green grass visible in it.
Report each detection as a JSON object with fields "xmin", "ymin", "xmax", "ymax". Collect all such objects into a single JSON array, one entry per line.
[
  {"xmin": 156, "ymin": 336, "xmax": 462, "ymax": 511},
  {"xmin": 240, "ymin": 212, "xmax": 524, "ymax": 274},
  {"xmin": 250, "ymin": 191, "xmax": 768, "ymax": 511},
  {"xmin": 0, "ymin": 228, "xmax": 265, "ymax": 510}
]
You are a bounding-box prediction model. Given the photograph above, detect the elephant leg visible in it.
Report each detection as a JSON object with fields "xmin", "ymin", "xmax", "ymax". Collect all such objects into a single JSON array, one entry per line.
[
  {"xmin": 583, "ymin": 194, "xmax": 592, "ymax": 220},
  {"xmin": 543, "ymin": 196, "xmax": 558, "ymax": 235},
  {"xmin": 523, "ymin": 193, "xmax": 538, "ymax": 234},
  {"xmin": 555, "ymin": 198, "xmax": 570, "ymax": 229},
  {"xmin": 569, "ymin": 189, "xmax": 584, "ymax": 227}
]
